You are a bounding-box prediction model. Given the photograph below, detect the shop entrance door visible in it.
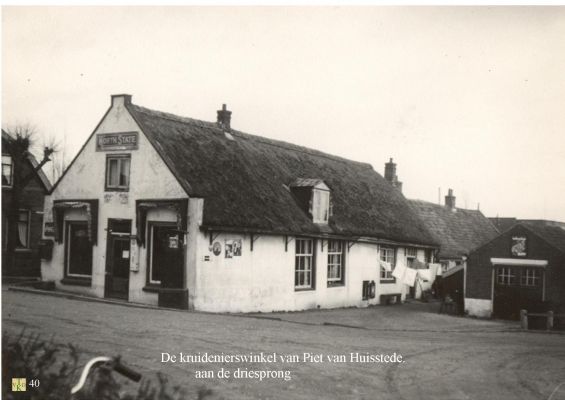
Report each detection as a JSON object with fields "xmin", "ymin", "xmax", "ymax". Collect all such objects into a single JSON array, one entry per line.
[
  {"xmin": 151, "ymin": 225, "xmax": 184, "ymax": 289},
  {"xmin": 105, "ymin": 219, "xmax": 131, "ymax": 300}
]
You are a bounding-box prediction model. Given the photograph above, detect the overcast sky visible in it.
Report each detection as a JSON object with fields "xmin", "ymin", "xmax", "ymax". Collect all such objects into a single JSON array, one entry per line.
[{"xmin": 2, "ymin": 6, "xmax": 565, "ymax": 221}]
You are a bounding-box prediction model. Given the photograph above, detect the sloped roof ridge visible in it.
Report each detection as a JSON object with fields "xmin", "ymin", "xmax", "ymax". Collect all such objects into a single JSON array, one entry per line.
[
  {"xmin": 2, "ymin": 129, "xmax": 52, "ymax": 191},
  {"xmin": 28, "ymin": 154, "xmax": 52, "ymax": 191},
  {"xmin": 129, "ymin": 103, "xmax": 373, "ymax": 170},
  {"xmin": 408, "ymin": 198, "xmax": 483, "ymax": 214},
  {"xmin": 517, "ymin": 222, "xmax": 565, "ymax": 254},
  {"xmin": 129, "ymin": 104, "xmax": 217, "ymax": 130}
]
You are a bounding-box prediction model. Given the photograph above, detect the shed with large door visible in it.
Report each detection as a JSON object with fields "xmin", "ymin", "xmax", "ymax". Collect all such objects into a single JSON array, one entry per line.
[{"xmin": 465, "ymin": 222, "xmax": 565, "ymax": 319}]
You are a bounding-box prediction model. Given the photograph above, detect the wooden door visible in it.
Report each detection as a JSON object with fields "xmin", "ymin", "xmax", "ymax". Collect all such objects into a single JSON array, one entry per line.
[{"xmin": 105, "ymin": 219, "xmax": 131, "ymax": 299}]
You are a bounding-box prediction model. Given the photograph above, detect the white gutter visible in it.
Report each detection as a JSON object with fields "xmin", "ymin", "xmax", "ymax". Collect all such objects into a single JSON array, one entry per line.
[{"xmin": 490, "ymin": 258, "xmax": 548, "ymax": 267}]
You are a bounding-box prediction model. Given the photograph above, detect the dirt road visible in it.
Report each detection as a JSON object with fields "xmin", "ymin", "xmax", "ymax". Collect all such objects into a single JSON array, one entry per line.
[{"xmin": 3, "ymin": 289, "xmax": 565, "ymax": 399}]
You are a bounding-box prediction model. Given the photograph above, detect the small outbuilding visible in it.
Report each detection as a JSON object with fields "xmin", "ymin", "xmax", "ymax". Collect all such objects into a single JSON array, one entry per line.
[{"xmin": 465, "ymin": 221, "xmax": 565, "ymax": 319}]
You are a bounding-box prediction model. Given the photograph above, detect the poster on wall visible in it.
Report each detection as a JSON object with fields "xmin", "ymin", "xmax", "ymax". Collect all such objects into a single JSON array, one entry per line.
[
  {"xmin": 511, "ymin": 236, "xmax": 527, "ymax": 257},
  {"xmin": 212, "ymin": 242, "xmax": 222, "ymax": 256},
  {"xmin": 225, "ymin": 239, "xmax": 242, "ymax": 258}
]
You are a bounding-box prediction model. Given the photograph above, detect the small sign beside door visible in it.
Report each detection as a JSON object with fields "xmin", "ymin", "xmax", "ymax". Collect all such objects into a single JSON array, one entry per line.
[{"xmin": 130, "ymin": 238, "xmax": 139, "ymax": 272}]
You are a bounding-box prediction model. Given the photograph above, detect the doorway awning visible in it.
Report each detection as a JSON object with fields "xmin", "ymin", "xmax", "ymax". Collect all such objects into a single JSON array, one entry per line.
[
  {"xmin": 135, "ymin": 199, "xmax": 188, "ymax": 247},
  {"xmin": 53, "ymin": 200, "xmax": 99, "ymax": 245}
]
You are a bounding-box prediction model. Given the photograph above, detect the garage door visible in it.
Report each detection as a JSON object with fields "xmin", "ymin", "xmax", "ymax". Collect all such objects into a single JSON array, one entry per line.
[{"xmin": 493, "ymin": 266, "xmax": 544, "ymax": 320}]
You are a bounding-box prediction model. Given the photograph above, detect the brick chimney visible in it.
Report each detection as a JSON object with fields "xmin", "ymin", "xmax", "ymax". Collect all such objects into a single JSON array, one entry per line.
[
  {"xmin": 217, "ymin": 104, "xmax": 232, "ymax": 131},
  {"xmin": 384, "ymin": 158, "xmax": 403, "ymax": 193},
  {"xmin": 111, "ymin": 94, "xmax": 132, "ymax": 107},
  {"xmin": 445, "ymin": 188, "xmax": 456, "ymax": 211}
]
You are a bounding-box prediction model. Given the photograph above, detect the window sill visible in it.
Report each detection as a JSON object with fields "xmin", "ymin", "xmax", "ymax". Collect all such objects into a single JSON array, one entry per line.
[
  {"xmin": 14, "ymin": 248, "xmax": 33, "ymax": 253},
  {"xmin": 380, "ymin": 279, "xmax": 397, "ymax": 284},
  {"xmin": 327, "ymin": 282, "xmax": 345, "ymax": 288},
  {"xmin": 142, "ymin": 285, "xmax": 161, "ymax": 293},
  {"xmin": 294, "ymin": 287, "xmax": 315, "ymax": 292},
  {"xmin": 104, "ymin": 188, "xmax": 130, "ymax": 192},
  {"xmin": 61, "ymin": 277, "xmax": 91, "ymax": 287}
]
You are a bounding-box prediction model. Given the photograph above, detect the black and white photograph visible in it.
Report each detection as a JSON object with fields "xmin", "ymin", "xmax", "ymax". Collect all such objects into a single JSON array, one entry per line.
[{"xmin": 1, "ymin": 4, "xmax": 565, "ymax": 400}]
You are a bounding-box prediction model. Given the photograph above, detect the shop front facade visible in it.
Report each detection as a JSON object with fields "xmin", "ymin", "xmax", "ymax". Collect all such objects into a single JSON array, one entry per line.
[{"xmin": 41, "ymin": 95, "xmax": 191, "ymax": 306}]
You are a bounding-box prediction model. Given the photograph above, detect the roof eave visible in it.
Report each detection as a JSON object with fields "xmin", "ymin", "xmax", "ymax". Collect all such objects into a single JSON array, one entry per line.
[{"xmin": 200, "ymin": 224, "xmax": 439, "ymax": 249}]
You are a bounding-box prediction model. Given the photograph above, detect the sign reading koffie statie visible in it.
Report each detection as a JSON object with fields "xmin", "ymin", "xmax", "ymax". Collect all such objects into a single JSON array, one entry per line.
[{"xmin": 96, "ymin": 132, "xmax": 139, "ymax": 151}]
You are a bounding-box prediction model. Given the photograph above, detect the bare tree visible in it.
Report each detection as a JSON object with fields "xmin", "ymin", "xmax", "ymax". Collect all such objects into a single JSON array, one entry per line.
[
  {"xmin": 44, "ymin": 132, "xmax": 67, "ymax": 183},
  {"xmin": 3, "ymin": 124, "xmax": 56, "ymax": 270}
]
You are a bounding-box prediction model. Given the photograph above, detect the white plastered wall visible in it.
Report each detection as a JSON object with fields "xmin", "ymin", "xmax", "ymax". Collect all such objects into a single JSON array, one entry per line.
[
  {"xmin": 191, "ymin": 231, "xmax": 426, "ymax": 313},
  {"xmin": 465, "ymin": 298, "xmax": 493, "ymax": 318}
]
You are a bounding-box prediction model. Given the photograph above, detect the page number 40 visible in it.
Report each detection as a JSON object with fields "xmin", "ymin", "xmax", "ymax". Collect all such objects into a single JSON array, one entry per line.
[{"xmin": 11, "ymin": 378, "xmax": 40, "ymax": 392}]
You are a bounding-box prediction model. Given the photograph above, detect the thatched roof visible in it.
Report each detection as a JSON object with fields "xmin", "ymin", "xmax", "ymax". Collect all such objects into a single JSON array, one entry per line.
[
  {"xmin": 407, "ymin": 199, "xmax": 500, "ymax": 259},
  {"xmin": 489, "ymin": 217, "xmax": 518, "ymax": 233},
  {"xmin": 127, "ymin": 103, "xmax": 438, "ymax": 246},
  {"xmin": 290, "ymin": 178, "xmax": 326, "ymax": 188}
]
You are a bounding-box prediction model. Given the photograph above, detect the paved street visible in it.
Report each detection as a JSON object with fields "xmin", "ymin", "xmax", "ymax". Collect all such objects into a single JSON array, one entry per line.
[{"xmin": 3, "ymin": 288, "xmax": 565, "ymax": 400}]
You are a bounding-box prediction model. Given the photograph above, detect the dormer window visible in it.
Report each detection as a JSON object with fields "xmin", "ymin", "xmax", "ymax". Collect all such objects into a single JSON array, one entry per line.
[
  {"xmin": 290, "ymin": 178, "xmax": 331, "ymax": 225},
  {"xmin": 312, "ymin": 187, "xmax": 330, "ymax": 224}
]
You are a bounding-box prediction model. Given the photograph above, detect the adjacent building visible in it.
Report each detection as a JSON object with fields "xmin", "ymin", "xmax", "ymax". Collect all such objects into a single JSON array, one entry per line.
[
  {"xmin": 2, "ymin": 130, "xmax": 52, "ymax": 277},
  {"xmin": 405, "ymin": 189, "xmax": 499, "ymax": 308},
  {"xmin": 408, "ymin": 190, "xmax": 500, "ymax": 271},
  {"xmin": 40, "ymin": 94, "xmax": 439, "ymax": 313},
  {"xmin": 465, "ymin": 221, "xmax": 565, "ymax": 319}
]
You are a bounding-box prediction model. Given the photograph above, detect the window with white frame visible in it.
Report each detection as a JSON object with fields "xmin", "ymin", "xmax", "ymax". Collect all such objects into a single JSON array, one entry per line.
[
  {"xmin": 497, "ymin": 267, "xmax": 515, "ymax": 285},
  {"xmin": 16, "ymin": 210, "xmax": 30, "ymax": 248},
  {"xmin": 295, "ymin": 238, "xmax": 315, "ymax": 289},
  {"xmin": 406, "ymin": 247, "xmax": 417, "ymax": 268},
  {"xmin": 327, "ymin": 240, "xmax": 345, "ymax": 286},
  {"xmin": 312, "ymin": 189, "xmax": 330, "ymax": 224},
  {"xmin": 380, "ymin": 247, "xmax": 396, "ymax": 280},
  {"xmin": 521, "ymin": 268, "xmax": 540, "ymax": 287},
  {"xmin": 2, "ymin": 155, "xmax": 13, "ymax": 187},
  {"xmin": 106, "ymin": 154, "xmax": 131, "ymax": 191}
]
